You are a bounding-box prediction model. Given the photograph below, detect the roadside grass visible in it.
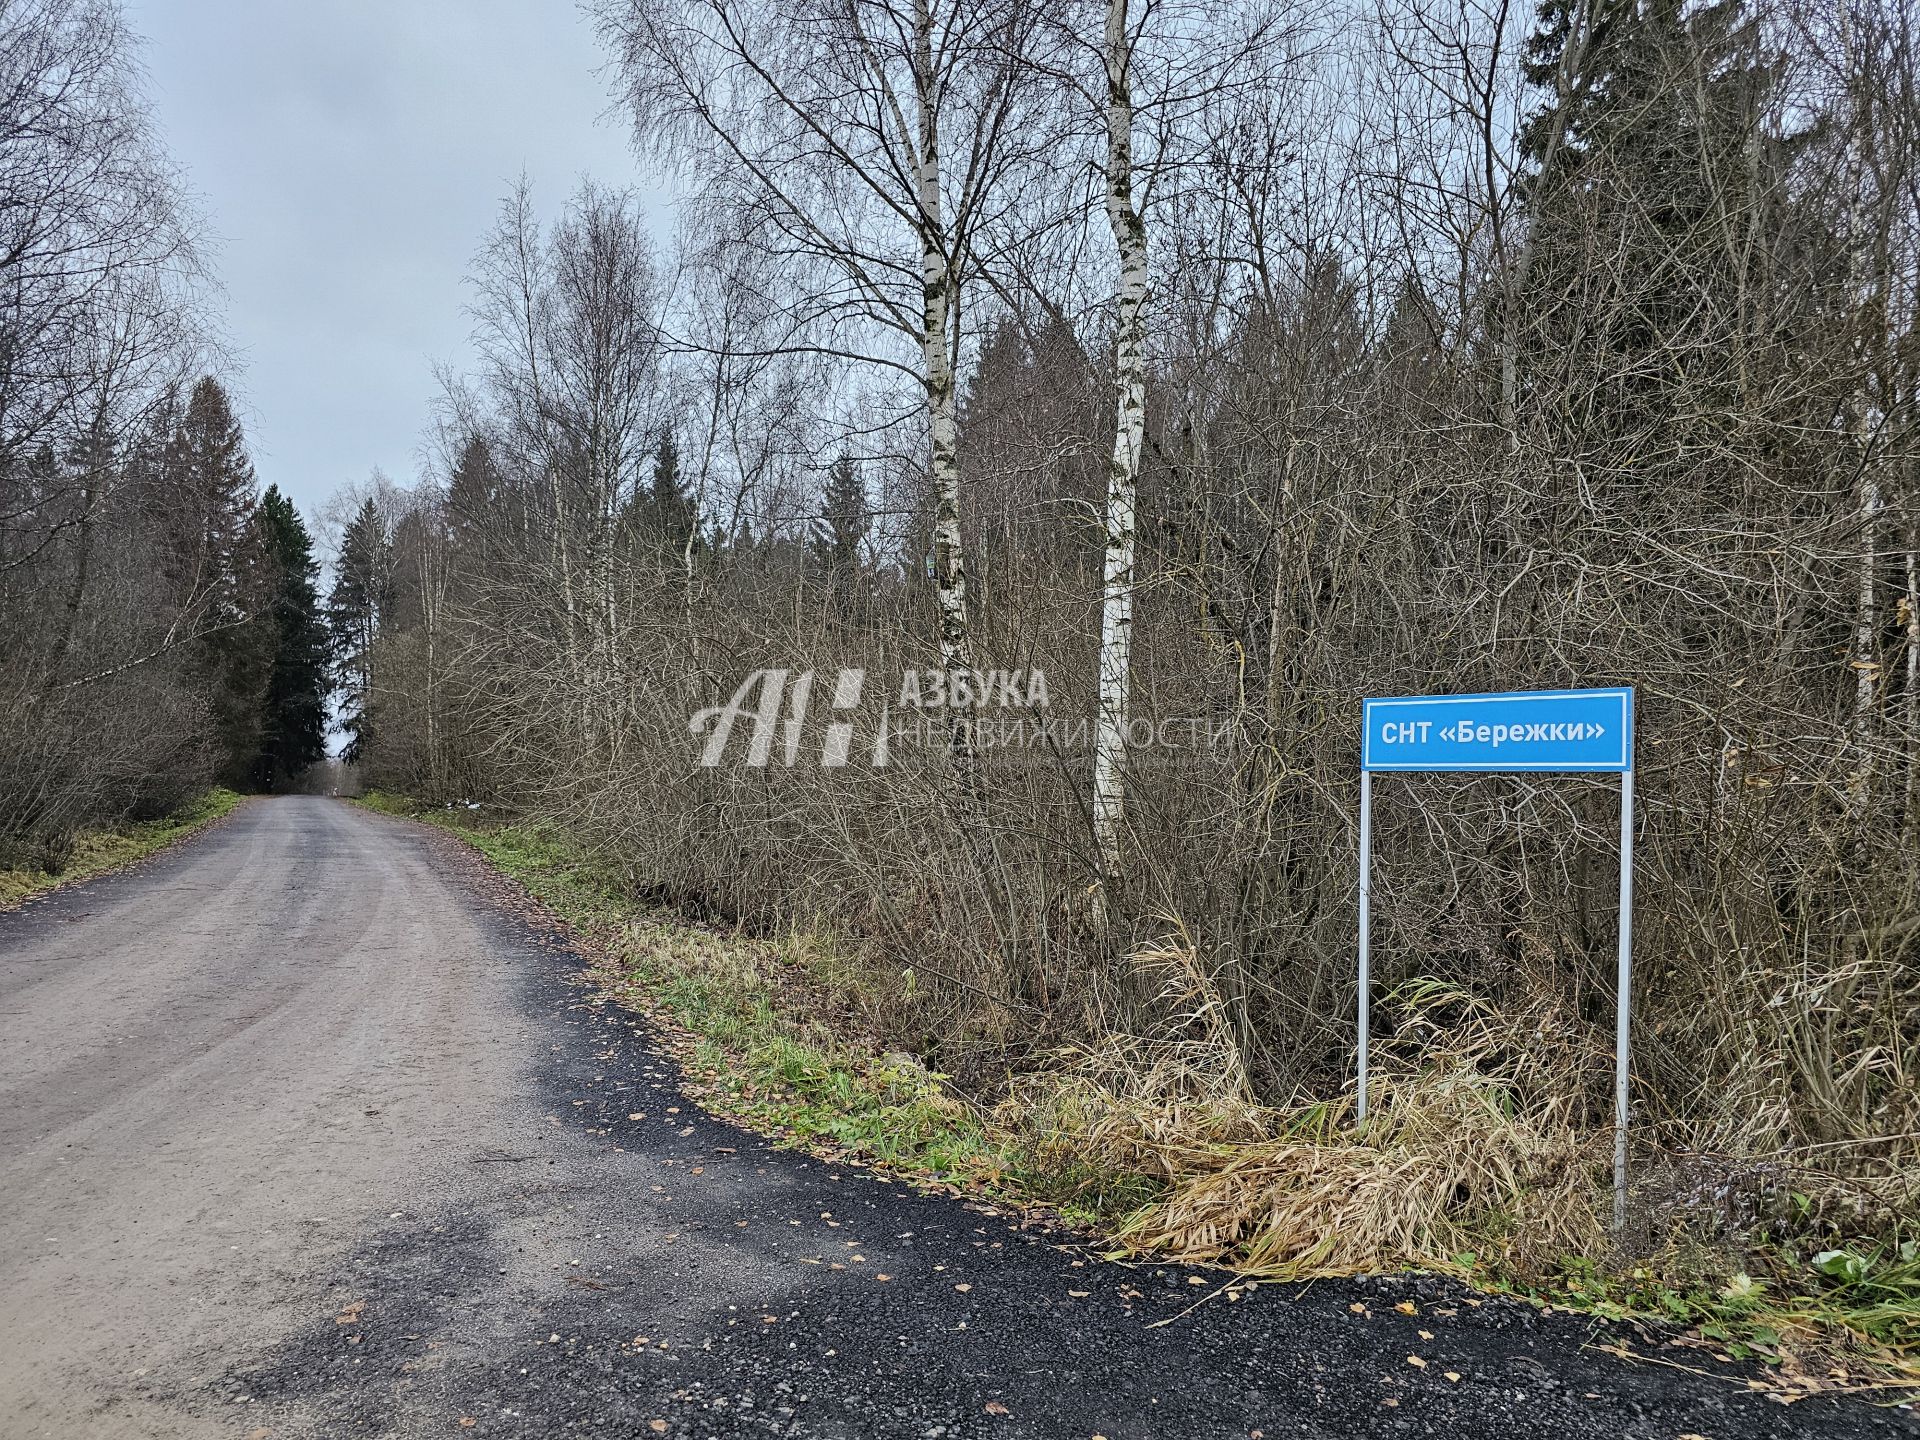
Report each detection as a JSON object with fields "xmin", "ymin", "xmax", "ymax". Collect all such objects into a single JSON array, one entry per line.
[
  {"xmin": 0, "ymin": 788, "xmax": 246, "ymax": 911},
  {"xmin": 357, "ymin": 790, "xmax": 1920, "ymax": 1395},
  {"xmin": 1523, "ymin": 1243, "xmax": 1920, "ymax": 1370}
]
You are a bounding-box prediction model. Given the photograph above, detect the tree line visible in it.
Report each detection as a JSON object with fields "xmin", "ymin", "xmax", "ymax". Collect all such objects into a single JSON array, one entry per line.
[{"xmin": 0, "ymin": 0, "xmax": 330, "ymax": 869}]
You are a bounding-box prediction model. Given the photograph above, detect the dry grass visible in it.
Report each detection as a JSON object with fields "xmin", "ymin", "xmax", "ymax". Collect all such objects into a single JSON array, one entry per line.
[
  {"xmin": 994, "ymin": 922, "xmax": 1917, "ymax": 1384},
  {"xmin": 1003, "ymin": 918, "xmax": 1605, "ymax": 1278},
  {"xmin": 1111, "ymin": 1071, "xmax": 1602, "ymax": 1279}
]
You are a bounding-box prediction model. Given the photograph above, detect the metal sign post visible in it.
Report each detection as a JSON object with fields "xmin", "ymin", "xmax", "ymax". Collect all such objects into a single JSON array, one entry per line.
[
  {"xmin": 1357, "ymin": 769, "xmax": 1372, "ymax": 1124},
  {"xmin": 1612, "ymin": 767, "xmax": 1634, "ymax": 1233},
  {"xmin": 1356, "ymin": 687, "xmax": 1636, "ymax": 1231}
]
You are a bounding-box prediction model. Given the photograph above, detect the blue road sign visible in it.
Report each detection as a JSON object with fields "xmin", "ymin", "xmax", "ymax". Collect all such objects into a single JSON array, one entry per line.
[
  {"xmin": 1361, "ymin": 688, "xmax": 1633, "ymax": 772},
  {"xmin": 1355, "ymin": 683, "xmax": 1638, "ymax": 1224}
]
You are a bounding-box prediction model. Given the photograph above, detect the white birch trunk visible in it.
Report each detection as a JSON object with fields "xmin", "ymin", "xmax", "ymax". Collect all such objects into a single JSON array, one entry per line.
[
  {"xmin": 915, "ymin": 0, "xmax": 975, "ymax": 767},
  {"xmin": 418, "ymin": 520, "xmax": 439, "ymax": 794},
  {"xmin": 681, "ymin": 521, "xmax": 698, "ymax": 672},
  {"xmin": 1091, "ymin": 0, "xmax": 1147, "ymax": 919},
  {"xmin": 600, "ymin": 441, "xmax": 622, "ymax": 767}
]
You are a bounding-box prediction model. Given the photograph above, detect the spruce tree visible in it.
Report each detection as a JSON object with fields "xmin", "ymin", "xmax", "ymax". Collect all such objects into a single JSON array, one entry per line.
[
  {"xmin": 163, "ymin": 378, "xmax": 259, "ymax": 606},
  {"xmin": 250, "ymin": 488, "xmax": 331, "ymax": 789},
  {"xmin": 1517, "ymin": 0, "xmax": 1781, "ymax": 356},
  {"xmin": 447, "ymin": 435, "xmax": 508, "ymax": 555},
  {"xmin": 327, "ymin": 498, "xmax": 391, "ymax": 764},
  {"xmin": 644, "ymin": 430, "xmax": 697, "ymax": 558},
  {"xmin": 161, "ymin": 377, "xmax": 268, "ymax": 783},
  {"xmin": 1511, "ymin": 0, "xmax": 1809, "ymax": 497},
  {"xmin": 807, "ymin": 454, "xmax": 869, "ymax": 616}
]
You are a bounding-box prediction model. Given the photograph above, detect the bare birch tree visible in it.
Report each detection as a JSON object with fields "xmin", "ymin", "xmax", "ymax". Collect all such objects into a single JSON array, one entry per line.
[
  {"xmin": 1027, "ymin": 0, "xmax": 1296, "ymax": 926},
  {"xmin": 595, "ymin": 0, "xmax": 1061, "ymax": 767},
  {"xmin": 1088, "ymin": 0, "xmax": 1149, "ymax": 926}
]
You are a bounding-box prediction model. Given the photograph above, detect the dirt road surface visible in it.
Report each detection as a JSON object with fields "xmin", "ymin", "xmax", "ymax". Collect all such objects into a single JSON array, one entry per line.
[{"xmin": 0, "ymin": 797, "xmax": 1907, "ymax": 1438}]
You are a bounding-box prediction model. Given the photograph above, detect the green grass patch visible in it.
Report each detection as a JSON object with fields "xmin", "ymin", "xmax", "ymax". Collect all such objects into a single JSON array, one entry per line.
[
  {"xmin": 1493, "ymin": 1240, "xmax": 1920, "ymax": 1396},
  {"xmin": 0, "ymin": 787, "xmax": 247, "ymax": 911}
]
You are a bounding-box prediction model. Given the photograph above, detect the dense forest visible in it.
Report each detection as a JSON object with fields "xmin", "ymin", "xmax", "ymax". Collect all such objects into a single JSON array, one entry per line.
[
  {"xmin": 0, "ymin": 0, "xmax": 330, "ymax": 872},
  {"xmin": 318, "ymin": 0, "xmax": 1920, "ymax": 1250}
]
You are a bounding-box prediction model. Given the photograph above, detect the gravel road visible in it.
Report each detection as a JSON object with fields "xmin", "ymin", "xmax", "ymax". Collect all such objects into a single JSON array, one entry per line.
[{"xmin": 0, "ymin": 796, "xmax": 1907, "ymax": 1439}]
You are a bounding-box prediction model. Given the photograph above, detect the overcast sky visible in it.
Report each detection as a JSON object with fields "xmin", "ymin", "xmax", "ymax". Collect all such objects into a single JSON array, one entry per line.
[{"xmin": 125, "ymin": 0, "xmax": 666, "ymax": 532}]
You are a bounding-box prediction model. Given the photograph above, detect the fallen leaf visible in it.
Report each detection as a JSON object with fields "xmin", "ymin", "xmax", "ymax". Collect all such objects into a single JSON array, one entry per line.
[
  {"xmin": 458, "ymin": 1420, "xmax": 476, "ymax": 1430},
  {"xmin": 1349, "ymin": 1302, "xmax": 1368, "ymax": 1315},
  {"xmin": 955, "ymin": 1283, "xmax": 972, "ymax": 1293},
  {"xmin": 985, "ymin": 1401, "xmax": 1010, "ymax": 1416},
  {"xmin": 334, "ymin": 1300, "xmax": 365, "ymax": 1326},
  {"xmin": 1394, "ymin": 1301, "xmax": 1417, "ymax": 1315},
  {"xmin": 1444, "ymin": 1372, "xmax": 1463, "ymax": 1384},
  {"xmin": 876, "ymin": 1274, "xmax": 892, "ymax": 1282},
  {"xmin": 650, "ymin": 1422, "xmax": 668, "ymax": 1435},
  {"xmin": 1187, "ymin": 1276, "xmax": 1207, "ymax": 1286},
  {"xmin": 1418, "ymin": 1329, "xmax": 1434, "ymax": 1340},
  {"xmin": 1068, "ymin": 1289, "xmax": 1089, "ymax": 1298},
  {"xmin": 1406, "ymin": 1355, "xmax": 1427, "ymax": 1369}
]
